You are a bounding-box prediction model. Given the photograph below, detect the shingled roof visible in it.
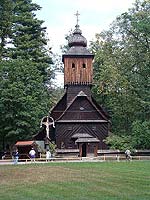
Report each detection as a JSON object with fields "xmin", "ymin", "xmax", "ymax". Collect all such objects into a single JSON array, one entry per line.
[{"xmin": 55, "ymin": 90, "xmax": 109, "ymax": 122}]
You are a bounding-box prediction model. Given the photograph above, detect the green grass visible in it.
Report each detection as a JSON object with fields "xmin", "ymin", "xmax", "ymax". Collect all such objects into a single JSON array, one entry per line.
[{"xmin": 0, "ymin": 161, "xmax": 150, "ymax": 200}]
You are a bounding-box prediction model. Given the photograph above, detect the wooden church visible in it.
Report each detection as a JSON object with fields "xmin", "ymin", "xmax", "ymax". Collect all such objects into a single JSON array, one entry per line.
[{"xmin": 35, "ymin": 14, "xmax": 110, "ymax": 157}]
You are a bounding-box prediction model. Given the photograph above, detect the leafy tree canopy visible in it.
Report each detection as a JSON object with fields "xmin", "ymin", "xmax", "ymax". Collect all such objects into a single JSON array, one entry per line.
[
  {"xmin": 90, "ymin": 0, "xmax": 150, "ymax": 149},
  {"xmin": 0, "ymin": 60, "xmax": 50, "ymax": 148}
]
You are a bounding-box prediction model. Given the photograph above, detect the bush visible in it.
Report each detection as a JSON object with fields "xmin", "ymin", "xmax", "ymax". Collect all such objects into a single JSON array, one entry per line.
[
  {"xmin": 131, "ymin": 120, "xmax": 150, "ymax": 149},
  {"xmin": 49, "ymin": 141, "xmax": 57, "ymax": 155},
  {"xmin": 104, "ymin": 135, "xmax": 133, "ymax": 151}
]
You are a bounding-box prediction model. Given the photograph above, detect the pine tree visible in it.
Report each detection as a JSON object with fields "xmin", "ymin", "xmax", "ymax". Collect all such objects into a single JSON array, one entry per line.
[
  {"xmin": 0, "ymin": 0, "xmax": 13, "ymax": 59},
  {"xmin": 10, "ymin": 0, "xmax": 53, "ymax": 80},
  {"xmin": 0, "ymin": 0, "xmax": 56, "ymax": 150}
]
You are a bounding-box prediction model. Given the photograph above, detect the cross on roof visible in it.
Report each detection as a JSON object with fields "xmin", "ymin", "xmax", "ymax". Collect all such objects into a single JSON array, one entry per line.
[{"xmin": 75, "ymin": 11, "xmax": 80, "ymax": 26}]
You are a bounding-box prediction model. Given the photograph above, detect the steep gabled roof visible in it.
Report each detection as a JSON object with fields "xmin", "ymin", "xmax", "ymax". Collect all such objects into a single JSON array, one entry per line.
[
  {"xmin": 50, "ymin": 92, "xmax": 67, "ymax": 112},
  {"xmin": 50, "ymin": 92, "xmax": 67, "ymax": 120},
  {"xmin": 56, "ymin": 91, "xmax": 109, "ymax": 122}
]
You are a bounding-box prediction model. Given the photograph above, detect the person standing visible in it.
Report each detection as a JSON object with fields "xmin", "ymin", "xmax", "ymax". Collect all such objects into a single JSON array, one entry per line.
[
  {"xmin": 29, "ymin": 148, "xmax": 36, "ymax": 162},
  {"xmin": 46, "ymin": 149, "xmax": 51, "ymax": 162},
  {"xmin": 13, "ymin": 150, "xmax": 19, "ymax": 164}
]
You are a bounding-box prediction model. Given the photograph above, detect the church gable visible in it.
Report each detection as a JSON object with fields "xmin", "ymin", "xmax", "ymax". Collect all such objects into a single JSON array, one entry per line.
[{"xmin": 57, "ymin": 92, "xmax": 108, "ymax": 121}]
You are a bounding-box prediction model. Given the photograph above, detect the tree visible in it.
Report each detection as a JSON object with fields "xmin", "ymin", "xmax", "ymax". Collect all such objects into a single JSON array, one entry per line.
[
  {"xmin": 91, "ymin": 31, "xmax": 135, "ymax": 135},
  {"xmin": 0, "ymin": 0, "xmax": 60, "ymax": 151},
  {"xmin": 60, "ymin": 29, "xmax": 73, "ymax": 53},
  {"xmin": 90, "ymin": 0, "xmax": 150, "ymax": 149},
  {"xmin": 131, "ymin": 120, "xmax": 150, "ymax": 149},
  {"xmin": 112, "ymin": 0, "xmax": 150, "ymax": 122},
  {"xmin": 7, "ymin": 0, "xmax": 53, "ymax": 82},
  {"xmin": 0, "ymin": 0, "xmax": 65, "ymax": 152},
  {"xmin": 0, "ymin": 59, "xmax": 51, "ymax": 150},
  {"xmin": 0, "ymin": 0, "xmax": 13, "ymax": 59}
]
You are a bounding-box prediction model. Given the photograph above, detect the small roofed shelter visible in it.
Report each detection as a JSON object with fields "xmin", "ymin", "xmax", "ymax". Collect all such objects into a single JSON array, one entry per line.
[
  {"xmin": 15, "ymin": 141, "xmax": 38, "ymax": 159},
  {"xmin": 73, "ymin": 133, "xmax": 100, "ymax": 157}
]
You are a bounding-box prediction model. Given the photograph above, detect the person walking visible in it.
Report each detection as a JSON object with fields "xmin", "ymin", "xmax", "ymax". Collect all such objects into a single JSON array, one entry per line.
[{"xmin": 125, "ymin": 149, "xmax": 131, "ymax": 161}]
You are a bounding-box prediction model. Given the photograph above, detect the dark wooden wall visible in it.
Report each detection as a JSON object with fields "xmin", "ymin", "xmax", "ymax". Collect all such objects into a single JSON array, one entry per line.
[
  {"xmin": 55, "ymin": 122, "xmax": 108, "ymax": 150},
  {"xmin": 66, "ymin": 85, "xmax": 91, "ymax": 105}
]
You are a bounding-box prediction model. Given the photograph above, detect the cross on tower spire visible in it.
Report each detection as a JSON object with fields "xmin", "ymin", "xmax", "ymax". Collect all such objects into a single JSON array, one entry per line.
[{"xmin": 75, "ymin": 11, "xmax": 80, "ymax": 26}]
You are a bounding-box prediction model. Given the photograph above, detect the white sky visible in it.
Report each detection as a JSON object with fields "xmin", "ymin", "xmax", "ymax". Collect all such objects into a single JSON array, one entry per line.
[{"xmin": 32, "ymin": 0, "xmax": 136, "ymax": 86}]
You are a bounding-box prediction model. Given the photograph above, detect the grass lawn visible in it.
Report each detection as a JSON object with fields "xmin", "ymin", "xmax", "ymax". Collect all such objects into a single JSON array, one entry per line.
[{"xmin": 0, "ymin": 161, "xmax": 149, "ymax": 200}]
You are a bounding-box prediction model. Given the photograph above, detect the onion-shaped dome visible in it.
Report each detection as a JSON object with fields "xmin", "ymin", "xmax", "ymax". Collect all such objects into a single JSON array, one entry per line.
[{"xmin": 68, "ymin": 25, "xmax": 87, "ymax": 47}]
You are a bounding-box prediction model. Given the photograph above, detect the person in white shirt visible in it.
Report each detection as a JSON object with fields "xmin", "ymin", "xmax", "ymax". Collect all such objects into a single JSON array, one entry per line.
[
  {"xmin": 125, "ymin": 149, "xmax": 131, "ymax": 161},
  {"xmin": 46, "ymin": 149, "xmax": 51, "ymax": 162},
  {"xmin": 29, "ymin": 148, "xmax": 36, "ymax": 162}
]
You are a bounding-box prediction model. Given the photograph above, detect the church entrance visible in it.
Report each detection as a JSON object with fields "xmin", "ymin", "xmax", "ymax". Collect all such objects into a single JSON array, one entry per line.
[
  {"xmin": 78, "ymin": 141, "xmax": 99, "ymax": 157},
  {"xmin": 75, "ymin": 134, "xmax": 100, "ymax": 157},
  {"xmin": 82, "ymin": 143, "xmax": 87, "ymax": 157}
]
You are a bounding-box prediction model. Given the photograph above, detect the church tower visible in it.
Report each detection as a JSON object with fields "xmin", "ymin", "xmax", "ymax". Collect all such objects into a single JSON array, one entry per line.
[
  {"xmin": 63, "ymin": 12, "xmax": 94, "ymax": 105},
  {"xmin": 35, "ymin": 12, "xmax": 110, "ymax": 157}
]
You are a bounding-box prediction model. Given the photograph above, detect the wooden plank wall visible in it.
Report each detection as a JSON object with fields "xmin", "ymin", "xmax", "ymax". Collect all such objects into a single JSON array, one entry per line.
[
  {"xmin": 64, "ymin": 58, "xmax": 93, "ymax": 85},
  {"xmin": 66, "ymin": 85, "xmax": 91, "ymax": 105},
  {"xmin": 55, "ymin": 123, "xmax": 108, "ymax": 150}
]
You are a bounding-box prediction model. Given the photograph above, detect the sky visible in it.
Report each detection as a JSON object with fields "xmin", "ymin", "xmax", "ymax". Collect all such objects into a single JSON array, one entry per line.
[
  {"xmin": 32, "ymin": 0, "xmax": 136, "ymax": 86},
  {"xmin": 32, "ymin": 0, "xmax": 136, "ymax": 54}
]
